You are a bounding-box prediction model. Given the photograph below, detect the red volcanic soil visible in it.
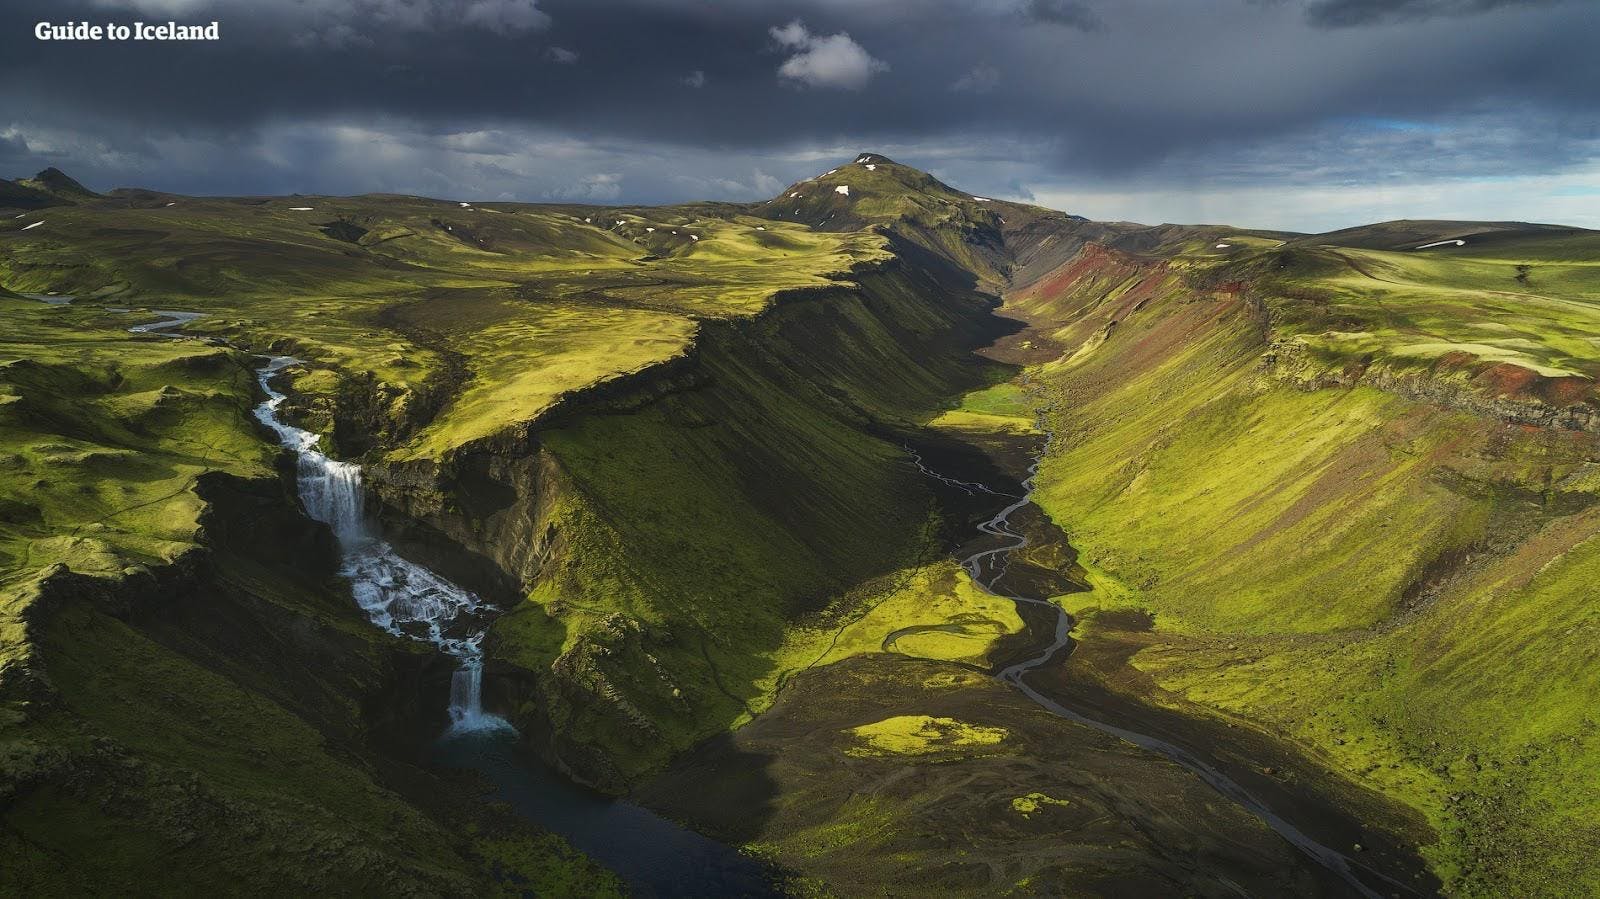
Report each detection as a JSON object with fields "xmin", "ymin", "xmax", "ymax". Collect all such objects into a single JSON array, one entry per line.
[
  {"xmin": 1471, "ymin": 362, "xmax": 1595, "ymax": 407},
  {"xmin": 1475, "ymin": 362, "xmax": 1543, "ymax": 397},
  {"xmin": 1019, "ymin": 243, "xmax": 1158, "ymax": 304},
  {"xmin": 1539, "ymin": 373, "xmax": 1595, "ymax": 406}
]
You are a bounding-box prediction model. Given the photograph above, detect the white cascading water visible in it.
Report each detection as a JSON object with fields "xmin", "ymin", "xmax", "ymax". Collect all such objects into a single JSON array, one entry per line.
[{"xmin": 253, "ymin": 356, "xmax": 512, "ymax": 734}]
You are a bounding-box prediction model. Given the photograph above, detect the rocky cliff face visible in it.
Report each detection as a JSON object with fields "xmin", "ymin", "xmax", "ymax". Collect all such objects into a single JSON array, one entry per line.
[
  {"xmin": 1261, "ymin": 336, "xmax": 1600, "ymax": 433},
  {"xmin": 361, "ymin": 256, "xmax": 1013, "ymax": 787}
]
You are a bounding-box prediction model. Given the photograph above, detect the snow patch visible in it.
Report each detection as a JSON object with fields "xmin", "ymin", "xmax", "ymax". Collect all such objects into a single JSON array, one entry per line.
[
  {"xmin": 823, "ymin": 169, "xmax": 837, "ymax": 176},
  {"xmin": 459, "ymin": 202, "xmax": 471, "ymax": 208},
  {"xmin": 165, "ymin": 202, "xmax": 177, "ymax": 207},
  {"xmin": 646, "ymin": 227, "xmax": 655, "ymax": 232},
  {"xmin": 756, "ymin": 226, "xmax": 766, "ymax": 231},
  {"xmin": 834, "ymin": 185, "xmax": 850, "ymax": 196},
  {"xmin": 21, "ymin": 221, "xmax": 43, "ymax": 231},
  {"xmin": 971, "ymin": 196, "xmax": 991, "ymax": 202},
  {"xmin": 288, "ymin": 206, "xmax": 314, "ymax": 211},
  {"xmin": 1416, "ymin": 239, "xmax": 1467, "ymax": 249},
  {"xmin": 690, "ymin": 234, "xmax": 699, "ymax": 240},
  {"xmin": 1215, "ymin": 243, "xmax": 1231, "ymax": 248},
  {"xmin": 790, "ymin": 192, "xmax": 802, "ymax": 198},
  {"xmin": 865, "ymin": 164, "xmax": 876, "ymax": 171},
  {"xmin": 584, "ymin": 217, "xmax": 591, "ymax": 223}
]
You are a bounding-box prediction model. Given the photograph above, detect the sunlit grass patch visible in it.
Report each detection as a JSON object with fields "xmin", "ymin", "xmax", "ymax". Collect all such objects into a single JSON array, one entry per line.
[
  {"xmin": 1011, "ymin": 792, "xmax": 1070, "ymax": 818},
  {"xmin": 844, "ymin": 714, "xmax": 1009, "ymax": 758}
]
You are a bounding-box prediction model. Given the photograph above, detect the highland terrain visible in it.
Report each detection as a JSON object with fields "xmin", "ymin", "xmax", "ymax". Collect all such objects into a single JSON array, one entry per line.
[{"xmin": 3, "ymin": 154, "xmax": 1599, "ymax": 897}]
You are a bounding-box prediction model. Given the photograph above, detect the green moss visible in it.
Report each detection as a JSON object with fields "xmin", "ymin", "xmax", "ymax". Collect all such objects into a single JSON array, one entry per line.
[
  {"xmin": 469, "ymin": 836, "xmax": 626, "ymax": 898},
  {"xmin": 768, "ymin": 561, "xmax": 1024, "ymax": 673},
  {"xmin": 1011, "ymin": 792, "xmax": 1071, "ymax": 818},
  {"xmin": 2, "ymin": 600, "xmax": 615, "ymax": 895},
  {"xmin": 844, "ymin": 715, "xmax": 1009, "ymax": 757},
  {"xmin": 929, "ymin": 381, "xmax": 1040, "ymax": 434},
  {"xmin": 755, "ymin": 795, "xmax": 898, "ymax": 857},
  {"xmin": 0, "ymin": 280, "xmax": 630, "ymax": 887},
  {"xmin": 1020, "ymin": 235, "xmax": 1600, "ymax": 895},
  {"xmin": 483, "ymin": 266, "xmax": 1005, "ymax": 781}
]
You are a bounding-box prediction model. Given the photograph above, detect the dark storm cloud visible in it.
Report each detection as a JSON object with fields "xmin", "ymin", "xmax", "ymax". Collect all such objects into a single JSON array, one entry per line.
[
  {"xmin": 1021, "ymin": 0, "xmax": 1105, "ymax": 31},
  {"xmin": 1304, "ymin": 0, "xmax": 1569, "ymax": 28},
  {"xmin": 0, "ymin": 0, "xmax": 1597, "ymax": 227}
]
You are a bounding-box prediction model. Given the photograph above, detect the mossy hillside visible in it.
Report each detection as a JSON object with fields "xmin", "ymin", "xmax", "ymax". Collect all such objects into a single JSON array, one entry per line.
[
  {"xmin": 15, "ymin": 168, "xmax": 99, "ymax": 201},
  {"xmin": 1006, "ymin": 241, "xmax": 1189, "ymax": 359},
  {"xmin": 0, "ymin": 298, "xmax": 618, "ymax": 892},
  {"xmin": 657, "ymin": 655, "xmax": 1340, "ymax": 898},
  {"xmin": 1205, "ymin": 240, "xmax": 1600, "ymax": 421},
  {"xmin": 0, "ymin": 177, "xmax": 67, "ymax": 211},
  {"xmin": 376, "ymin": 219, "xmax": 884, "ymax": 461},
  {"xmin": 1020, "ymin": 240, "xmax": 1600, "ymax": 894},
  {"xmin": 0, "ymin": 297, "xmax": 266, "ymax": 707},
  {"xmin": 4, "ymin": 592, "xmax": 619, "ymax": 896},
  {"xmin": 473, "ymin": 265, "xmax": 1012, "ymax": 786},
  {"xmin": 3, "ymin": 171, "xmax": 948, "ymax": 794},
  {"xmin": 0, "ymin": 298, "xmax": 272, "ymax": 599},
  {"xmin": 1288, "ymin": 219, "xmax": 1584, "ymax": 253},
  {"xmin": 751, "ymin": 378, "xmax": 1047, "ymax": 685}
]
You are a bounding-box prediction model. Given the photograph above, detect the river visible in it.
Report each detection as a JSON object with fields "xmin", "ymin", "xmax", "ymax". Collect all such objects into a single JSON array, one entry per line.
[
  {"xmin": 98, "ymin": 297, "xmax": 1418, "ymax": 896},
  {"xmin": 248, "ymin": 353, "xmax": 780, "ymax": 897},
  {"xmin": 934, "ymin": 407, "xmax": 1420, "ymax": 899},
  {"xmin": 67, "ymin": 298, "xmax": 780, "ymax": 896}
]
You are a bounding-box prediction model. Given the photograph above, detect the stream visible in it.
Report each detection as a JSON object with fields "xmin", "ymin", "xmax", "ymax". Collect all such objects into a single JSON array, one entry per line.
[
  {"xmin": 251, "ymin": 355, "xmax": 510, "ymax": 733},
  {"xmin": 936, "ymin": 420, "xmax": 1414, "ymax": 899},
  {"xmin": 96, "ymin": 303, "xmax": 779, "ymax": 897},
  {"xmin": 247, "ymin": 355, "xmax": 781, "ymax": 897}
]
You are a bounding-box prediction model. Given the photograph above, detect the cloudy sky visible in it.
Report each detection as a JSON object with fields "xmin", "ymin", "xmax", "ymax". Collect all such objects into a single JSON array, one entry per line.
[{"xmin": 3, "ymin": 0, "xmax": 1597, "ymax": 231}]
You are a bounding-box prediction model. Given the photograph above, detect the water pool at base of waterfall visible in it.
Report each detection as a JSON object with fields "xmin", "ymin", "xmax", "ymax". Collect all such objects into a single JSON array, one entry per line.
[
  {"xmin": 434, "ymin": 730, "xmax": 781, "ymax": 898},
  {"xmin": 253, "ymin": 355, "xmax": 778, "ymax": 894}
]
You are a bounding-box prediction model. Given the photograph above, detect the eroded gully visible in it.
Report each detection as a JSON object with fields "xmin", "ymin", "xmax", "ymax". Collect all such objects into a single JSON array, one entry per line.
[
  {"xmin": 249, "ymin": 355, "xmax": 781, "ymax": 898},
  {"xmin": 104, "ymin": 306, "xmax": 778, "ymax": 898}
]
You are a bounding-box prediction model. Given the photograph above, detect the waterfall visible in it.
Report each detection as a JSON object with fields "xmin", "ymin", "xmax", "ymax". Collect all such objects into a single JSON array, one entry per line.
[
  {"xmin": 448, "ymin": 657, "xmax": 502, "ymax": 733},
  {"xmin": 297, "ymin": 454, "xmax": 367, "ymax": 545},
  {"xmin": 253, "ymin": 357, "xmax": 512, "ymax": 735}
]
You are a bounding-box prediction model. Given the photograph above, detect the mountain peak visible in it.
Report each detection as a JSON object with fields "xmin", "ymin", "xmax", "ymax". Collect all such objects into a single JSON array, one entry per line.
[
  {"xmin": 754, "ymin": 153, "xmax": 979, "ymax": 228},
  {"xmin": 851, "ymin": 152, "xmax": 896, "ymax": 166},
  {"xmin": 21, "ymin": 167, "xmax": 99, "ymax": 199}
]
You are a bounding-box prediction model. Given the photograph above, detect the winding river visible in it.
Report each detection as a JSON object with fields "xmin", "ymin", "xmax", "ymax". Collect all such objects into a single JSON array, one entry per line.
[
  {"xmin": 90, "ymin": 297, "xmax": 1422, "ymax": 896},
  {"xmin": 935, "ymin": 414, "xmax": 1417, "ymax": 899}
]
